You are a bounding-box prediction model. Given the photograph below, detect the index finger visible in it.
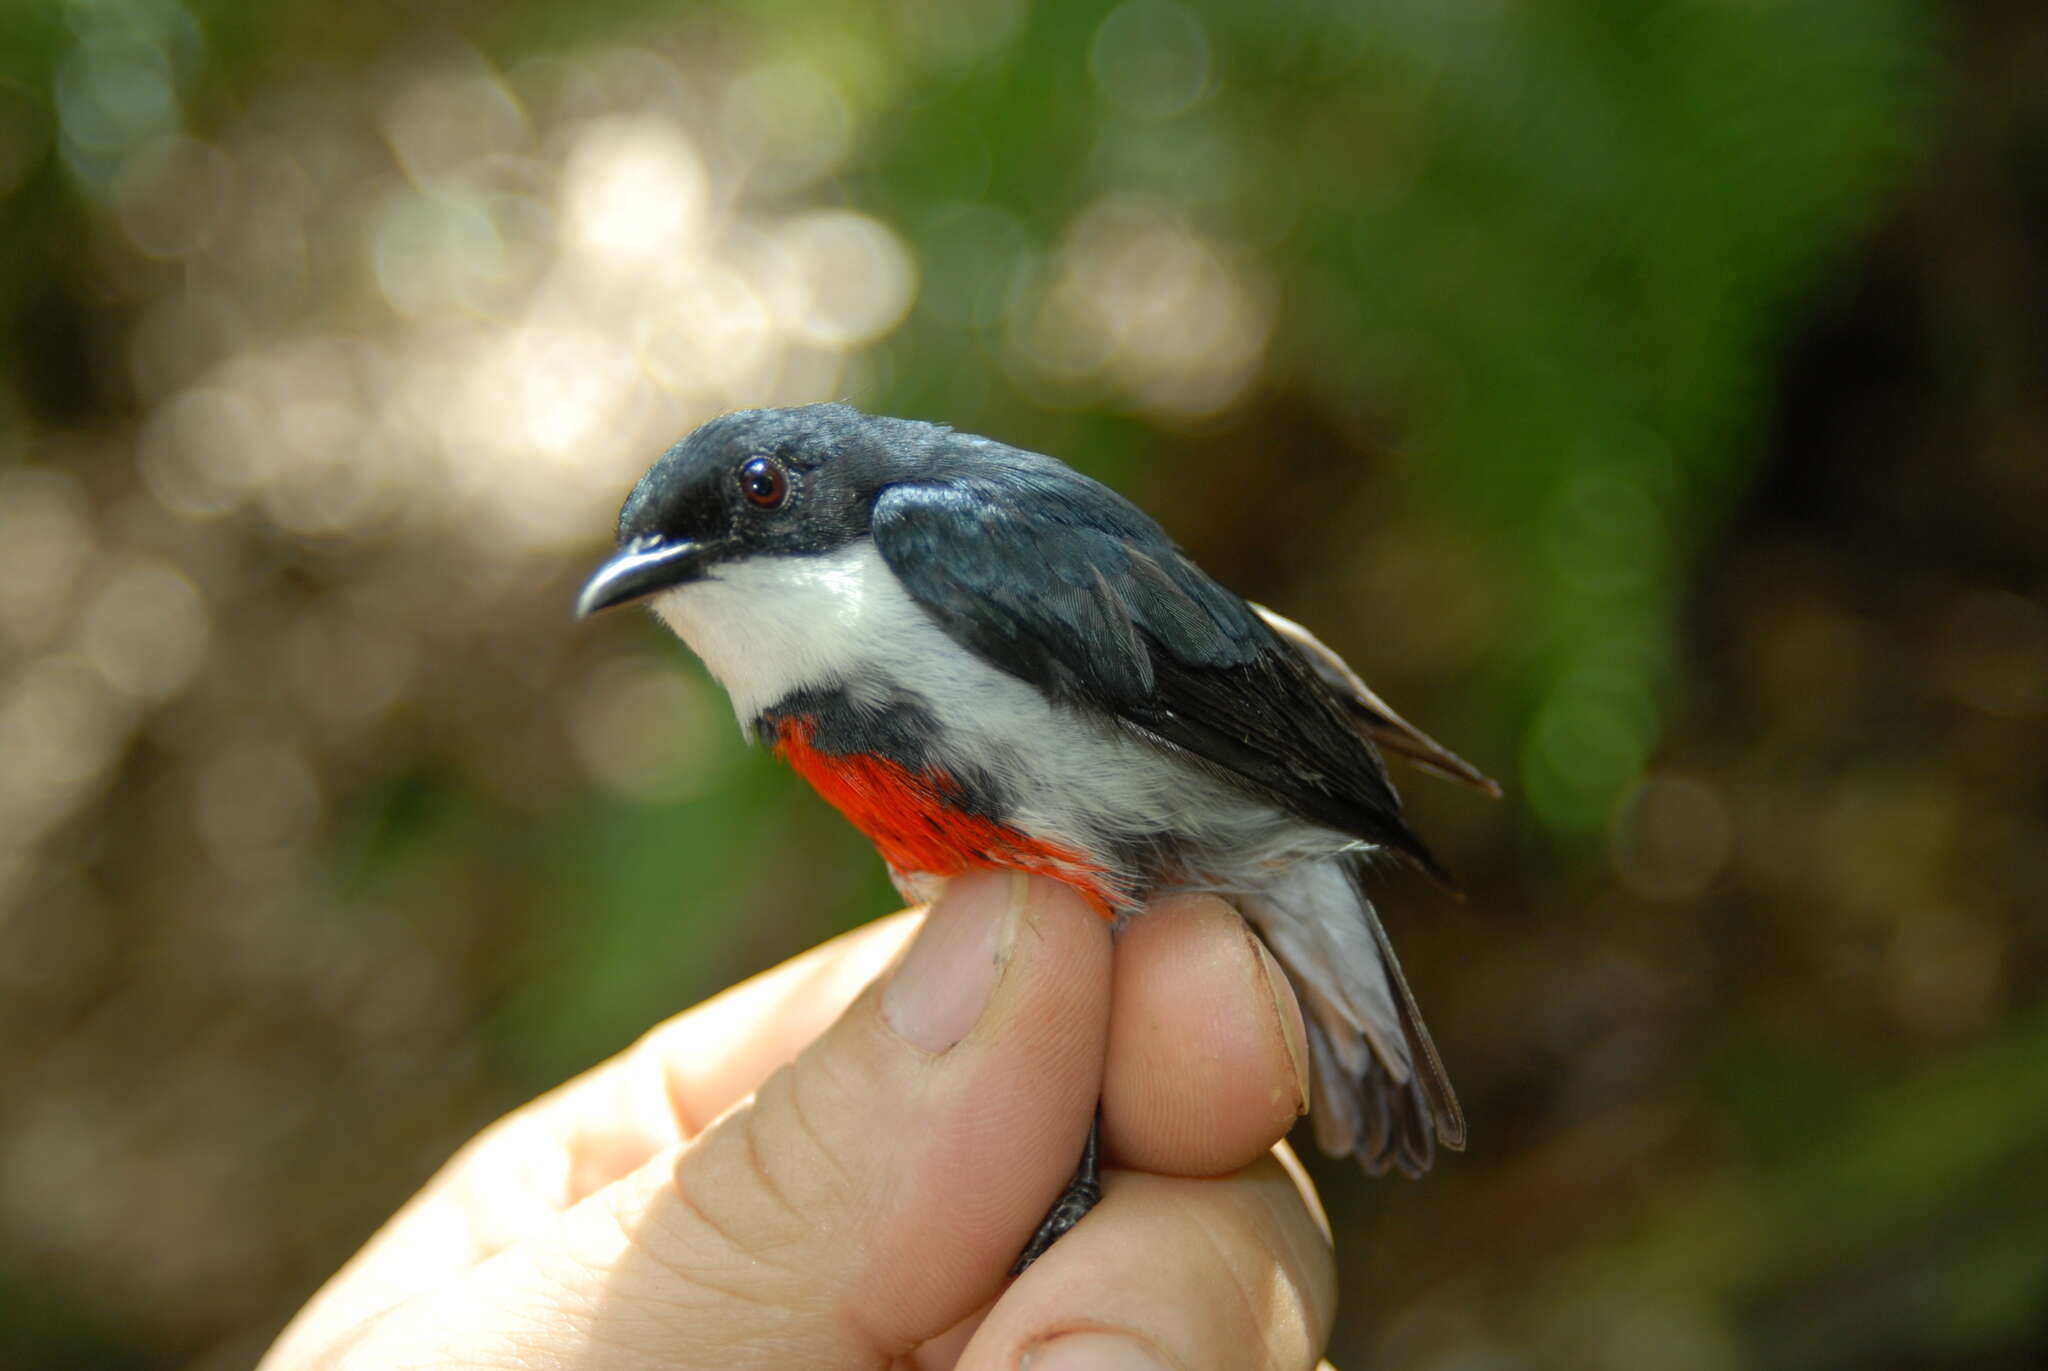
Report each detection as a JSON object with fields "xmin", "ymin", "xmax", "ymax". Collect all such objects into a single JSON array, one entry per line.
[
  {"xmin": 462, "ymin": 908, "xmax": 922, "ymax": 1243},
  {"xmin": 538, "ymin": 907, "xmax": 924, "ymax": 1200}
]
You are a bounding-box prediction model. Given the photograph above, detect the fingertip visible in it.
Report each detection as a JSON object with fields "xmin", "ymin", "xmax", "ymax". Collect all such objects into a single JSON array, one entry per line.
[
  {"xmin": 960, "ymin": 872, "xmax": 1115, "ymax": 1059},
  {"xmin": 958, "ymin": 1158, "xmax": 1336, "ymax": 1371},
  {"xmin": 1104, "ymin": 894, "xmax": 1308, "ymax": 1176},
  {"xmin": 883, "ymin": 872, "xmax": 1025, "ymax": 1053}
]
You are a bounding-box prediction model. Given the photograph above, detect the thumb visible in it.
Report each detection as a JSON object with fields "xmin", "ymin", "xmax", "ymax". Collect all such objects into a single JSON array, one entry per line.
[{"xmin": 347, "ymin": 872, "xmax": 1112, "ymax": 1368}]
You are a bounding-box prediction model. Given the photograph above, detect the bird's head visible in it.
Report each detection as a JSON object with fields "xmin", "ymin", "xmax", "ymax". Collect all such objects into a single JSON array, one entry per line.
[{"xmin": 576, "ymin": 402, "xmax": 932, "ymax": 618}]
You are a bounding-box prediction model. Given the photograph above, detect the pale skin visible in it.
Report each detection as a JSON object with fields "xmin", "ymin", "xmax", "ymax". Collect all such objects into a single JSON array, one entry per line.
[{"xmin": 261, "ymin": 873, "xmax": 1340, "ymax": 1370}]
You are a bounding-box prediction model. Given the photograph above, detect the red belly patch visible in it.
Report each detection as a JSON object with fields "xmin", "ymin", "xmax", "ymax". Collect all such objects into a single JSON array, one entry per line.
[{"xmin": 773, "ymin": 717, "xmax": 1114, "ymax": 918}]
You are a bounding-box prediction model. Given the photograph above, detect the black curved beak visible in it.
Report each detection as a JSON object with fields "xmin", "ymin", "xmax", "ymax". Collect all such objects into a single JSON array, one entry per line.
[{"xmin": 575, "ymin": 536, "xmax": 712, "ymax": 618}]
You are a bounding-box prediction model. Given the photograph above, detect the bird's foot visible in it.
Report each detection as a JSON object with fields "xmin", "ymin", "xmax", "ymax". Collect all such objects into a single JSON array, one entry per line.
[{"xmin": 1011, "ymin": 1112, "xmax": 1102, "ymax": 1275}]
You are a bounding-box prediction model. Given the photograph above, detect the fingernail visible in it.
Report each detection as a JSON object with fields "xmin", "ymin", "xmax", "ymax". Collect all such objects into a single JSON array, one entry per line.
[
  {"xmin": 1021, "ymin": 1331, "xmax": 1176, "ymax": 1371},
  {"xmin": 883, "ymin": 871, "xmax": 1022, "ymax": 1052},
  {"xmin": 1249, "ymin": 927, "xmax": 1312, "ymax": 1117}
]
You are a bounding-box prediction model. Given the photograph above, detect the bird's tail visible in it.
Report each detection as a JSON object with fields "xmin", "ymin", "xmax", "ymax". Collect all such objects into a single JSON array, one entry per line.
[{"xmin": 1237, "ymin": 854, "xmax": 1464, "ymax": 1177}]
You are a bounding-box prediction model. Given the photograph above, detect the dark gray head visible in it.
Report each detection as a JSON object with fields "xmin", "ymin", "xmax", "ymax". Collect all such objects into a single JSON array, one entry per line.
[{"xmin": 576, "ymin": 403, "xmax": 955, "ymax": 617}]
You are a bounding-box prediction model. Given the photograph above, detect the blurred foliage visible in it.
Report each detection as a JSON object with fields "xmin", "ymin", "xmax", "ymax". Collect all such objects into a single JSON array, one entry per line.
[{"xmin": 1, "ymin": 0, "xmax": 2044, "ymax": 1367}]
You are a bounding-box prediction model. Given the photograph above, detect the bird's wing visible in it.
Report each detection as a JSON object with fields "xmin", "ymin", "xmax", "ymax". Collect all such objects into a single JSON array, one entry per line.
[
  {"xmin": 1251, "ymin": 605, "xmax": 1502, "ymax": 798},
  {"xmin": 870, "ymin": 478, "xmax": 1447, "ymax": 875}
]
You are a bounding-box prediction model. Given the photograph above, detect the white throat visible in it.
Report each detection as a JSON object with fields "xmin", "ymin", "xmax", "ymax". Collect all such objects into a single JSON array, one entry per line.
[{"xmin": 651, "ymin": 540, "xmax": 925, "ymax": 730}]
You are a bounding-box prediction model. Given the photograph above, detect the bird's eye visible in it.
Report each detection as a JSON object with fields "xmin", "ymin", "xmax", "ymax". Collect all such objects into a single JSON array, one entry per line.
[{"xmin": 738, "ymin": 456, "xmax": 789, "ymax": 509}]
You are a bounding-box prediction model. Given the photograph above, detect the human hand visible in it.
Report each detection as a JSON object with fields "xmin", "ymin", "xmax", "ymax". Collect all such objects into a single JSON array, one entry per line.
[{"xmin": 260, "ymin": 873, "xmax": 1336, "ymax": 1369}]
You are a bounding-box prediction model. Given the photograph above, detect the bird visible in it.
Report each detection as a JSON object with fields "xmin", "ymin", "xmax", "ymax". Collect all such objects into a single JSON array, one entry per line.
[{"xmin": 576, "ymin": 402, "xmax": 1497, "ymax": 1268}]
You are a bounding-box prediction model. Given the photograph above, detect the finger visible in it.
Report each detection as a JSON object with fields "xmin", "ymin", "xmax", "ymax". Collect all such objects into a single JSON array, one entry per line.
[
  {"xmin": 260, "ymin": 911, "xmax": 920, "ymax": 1370},
  {"xmin": 338, "ymin": 871, "xmax": 1114, "ymax": 1368},
  {"xmin": 900, "ymin": 1302, "xmax": 992, "ymax": 1370},
  {"xmin": 957, "ymin": 1146, "xmax": 1337, "ymax": 1371},
  {"xmin": 1103, "ymin": 894, "xmax": 1311, "ymax": 1176},
  {"xmin": 434, "ymin": 908, "xmax": 918, "ymax": 1242},
  {"xmin": 539, "ymin": 907, "xmax": 923, "ymax": 1194}
]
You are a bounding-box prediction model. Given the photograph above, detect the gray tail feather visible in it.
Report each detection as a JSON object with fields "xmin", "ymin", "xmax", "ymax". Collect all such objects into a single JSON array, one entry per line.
[
  {"xmin": 1301, "ymin": 1013, "xmax": 1437, "ymax": 1177},
  {"xmin": 1352, "ymin": 858, "xmax": 1466, "ymax": 1159},
  {"xmin": 1242, "ymin": 854, "xmax": 1464, "ymax": 1178}
]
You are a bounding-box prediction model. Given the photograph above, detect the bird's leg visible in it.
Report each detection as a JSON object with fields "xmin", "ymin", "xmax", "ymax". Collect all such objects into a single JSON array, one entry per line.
[{"xmin": 1010, "ymin": 1107, "xmax": 1102, "ymax": 1275}]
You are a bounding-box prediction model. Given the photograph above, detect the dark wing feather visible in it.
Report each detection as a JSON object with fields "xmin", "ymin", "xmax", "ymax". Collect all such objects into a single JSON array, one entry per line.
[
  {"xmin": 870, "ymin": 475, "xmax": 1447, "ymax": 875},
  {"xmin": 1253, "ymin": 605, "xmax": 1503, "ymax": 798}
]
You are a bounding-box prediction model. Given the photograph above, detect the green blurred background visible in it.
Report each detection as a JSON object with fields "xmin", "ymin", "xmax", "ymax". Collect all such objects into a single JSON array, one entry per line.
[{"xmin": 2, "ymin": 0, "xmax": 2044, "ymax": 1366}]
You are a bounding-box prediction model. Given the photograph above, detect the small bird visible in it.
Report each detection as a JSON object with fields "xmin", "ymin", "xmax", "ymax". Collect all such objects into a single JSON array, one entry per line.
[{"xmin": 577, "ymin": 403, "xmax": 1496, "ymax": 1266}]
